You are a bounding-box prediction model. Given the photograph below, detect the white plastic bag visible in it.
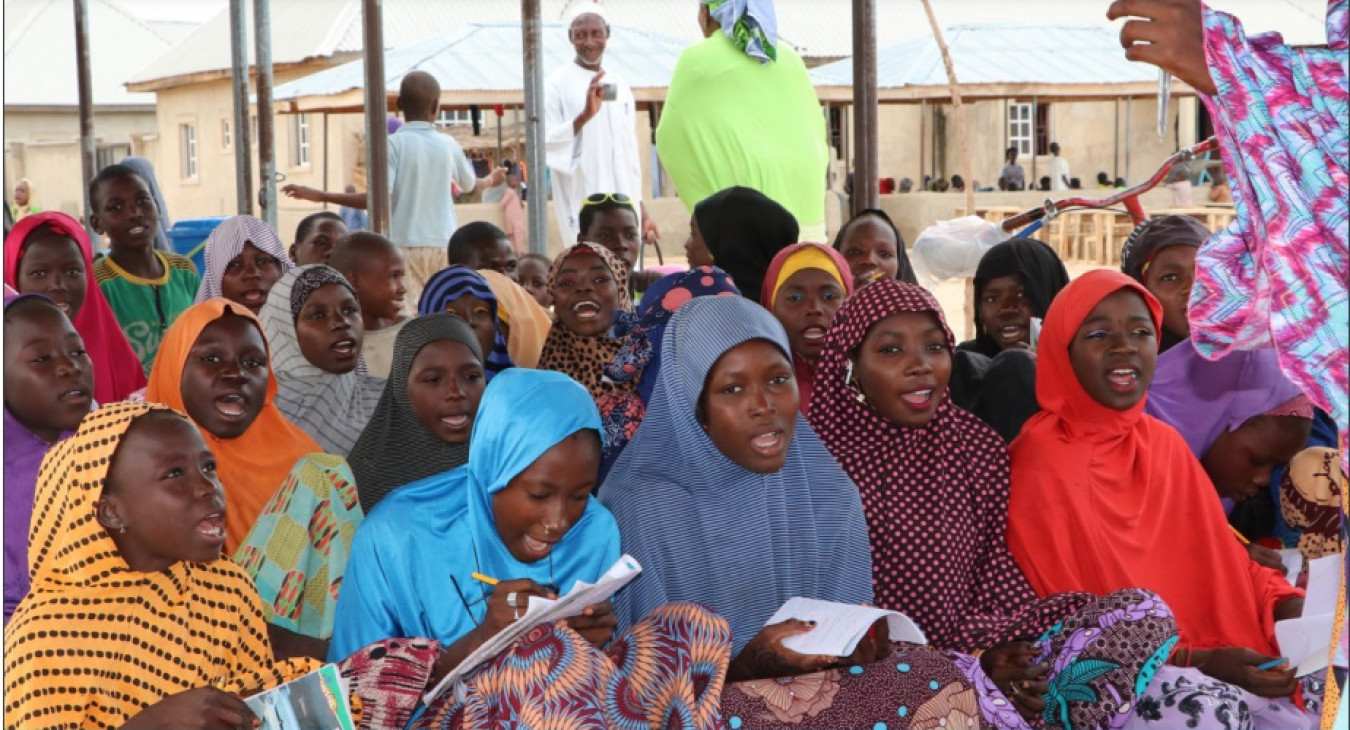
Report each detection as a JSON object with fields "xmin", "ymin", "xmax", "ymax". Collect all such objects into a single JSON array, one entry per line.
[{"xmin": 911, "ymin": 216, "xmax": 1009, "ymax": 290}]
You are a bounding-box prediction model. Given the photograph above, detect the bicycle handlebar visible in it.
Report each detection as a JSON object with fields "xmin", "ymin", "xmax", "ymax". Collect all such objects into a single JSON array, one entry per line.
[{"xmin": 1000, "ymin": 137, "xmax": 1219, "ymax": 233}]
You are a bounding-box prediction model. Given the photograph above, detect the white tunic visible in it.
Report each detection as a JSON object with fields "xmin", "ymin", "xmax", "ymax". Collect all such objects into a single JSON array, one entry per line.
[{"xmin": 544, "ymin": 62, "xmax": 644, "ymax": 245}]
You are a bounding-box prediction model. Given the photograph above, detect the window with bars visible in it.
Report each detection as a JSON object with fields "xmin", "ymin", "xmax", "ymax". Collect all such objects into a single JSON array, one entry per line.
[
  {"xmin": 180, "ymin": 123, "xmax": 197, "ymax": 179},
  {"xmin": 436, "ymin": 109, "xmax": 473, "ymax": 127},
  {"xmin": 1008, "ymin": 103, "xmax": 1033, "ymax": 157},
  {"xmin": 290, "ymin": 114, "xmax": 310, "ymax": 167}
]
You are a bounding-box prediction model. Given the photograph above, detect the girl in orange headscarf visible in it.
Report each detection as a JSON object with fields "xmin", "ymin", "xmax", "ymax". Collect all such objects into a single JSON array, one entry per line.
[{"xmin": 1007, "ymin": 270, "xmax": 1314, "ymax": 729}]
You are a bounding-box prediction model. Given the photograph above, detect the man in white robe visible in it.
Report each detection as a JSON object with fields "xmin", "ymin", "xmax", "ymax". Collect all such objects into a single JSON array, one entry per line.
[{"xmin": 544, "ymin": 3, "xmax": 659, "ymax": 249}]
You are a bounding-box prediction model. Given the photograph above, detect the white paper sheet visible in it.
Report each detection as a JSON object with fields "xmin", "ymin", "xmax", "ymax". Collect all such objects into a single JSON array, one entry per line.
[
  {"xmin": 1304, "ymin": 554, "xmax": 1343, "ymax": 616},
  {"xmin": 424, "ymin": 554, "xmax": 643, "ymax": 703},
  {"xmin": 1277, "ymin": 548, "xmax": 1303, "ymax": 586},
  {"xmin": 1275, "ymin": 612, "xmax": 1335, "ymax": 677},
  {"xmin": 764, "ymin": 597, "xmax": 926, "ymax": 657}
]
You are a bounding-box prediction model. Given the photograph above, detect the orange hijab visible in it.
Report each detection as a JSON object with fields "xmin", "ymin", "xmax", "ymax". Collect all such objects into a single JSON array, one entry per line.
[
  {"xmin": 1006, "ymin": 270, "xmax": 1300, "ymax": 655},
  {"xmin": 145, "ymin": 298, "xmax": 322, "ymax": 552}
]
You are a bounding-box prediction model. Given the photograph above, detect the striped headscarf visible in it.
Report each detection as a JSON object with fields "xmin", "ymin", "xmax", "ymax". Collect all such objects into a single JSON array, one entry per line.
[
  {"xmin": 537, "ymin": 242, "xmax": 636, "ymax": 399},
  {"xmin": 258, "ymin": 265, "xmax": 385, "ymax": 456},
  {"xmin": 417, "ymin": 266, "xmax": 514, "ymax": 378},
  {"xmin": 194, "ymin": 215, "xmax": 293, "ymax": 304},
  {"xmin": 4, "ymin": 402, "xmax": 316, "ymax": 730},
  {"xmin": 599, "ymin": 296, "xmax": 873, "ymax": 653},
  {"xmin": 348, "ymin": 313, "xmax": 484, "ymax": 514}
]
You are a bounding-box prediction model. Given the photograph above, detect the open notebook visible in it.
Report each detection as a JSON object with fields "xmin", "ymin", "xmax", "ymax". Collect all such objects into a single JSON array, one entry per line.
[
  {"xmin": 423, "ymin": 554, "xmax": 644, "ymax": 704},
  {"xmin": 766, "ymin": 597, "xmax": 928, "ymax": 656}
]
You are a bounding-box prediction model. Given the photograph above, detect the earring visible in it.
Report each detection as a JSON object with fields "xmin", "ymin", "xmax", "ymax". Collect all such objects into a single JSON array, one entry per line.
[
  {"xmin": 118, "ymin": 525, "xmax": 127, "ymax": 534},
  {"xmin": 844, "ymin": 359, "xmax": 854, "ymax": 385}
]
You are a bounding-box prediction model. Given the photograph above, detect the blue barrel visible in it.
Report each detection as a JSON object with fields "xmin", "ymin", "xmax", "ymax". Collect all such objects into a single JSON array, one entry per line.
[{"xmin": 168, "ymin": 217, "xmax": 228, "ymax": 274}]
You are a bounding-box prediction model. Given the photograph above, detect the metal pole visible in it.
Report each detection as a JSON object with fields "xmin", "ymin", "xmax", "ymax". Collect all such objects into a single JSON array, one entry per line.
[
  {"xmin": 228, "ymin": 0, "xmax": 253, "ymax": 214},
  {"xmin": 322, "ymin": 111, "xmax": 330, "ymax": 208},
  {"xmin": 253, "ymin": 0, "xmax": 277, "ymax": 227},
  {"xmin": 851, "ymin": 0, "xmax": 878, "ymax": 214},
  {"xmin": 522, "ymin": 0, "xmax": 548, "ymax": 255},
  {"xmin": 1125, "ymin": 96, "xmax": 1133, "ymax": 183},
  {"xmin": 73, "ymin": 0, "xmax": 97, "ymax": 239},
  {"xmin": 1030, "ymin": 95, "xmax": 1038, "ymax": 189},
  {"xmin": 362, "ymin": 0, "xmax": 389, "ymax": 235},
  {"xmin": 1113, "ymin": 97, "xmax": 1120, "ymax": 180}
]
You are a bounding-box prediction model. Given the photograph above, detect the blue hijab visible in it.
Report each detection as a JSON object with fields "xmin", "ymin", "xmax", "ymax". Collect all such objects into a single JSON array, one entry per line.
[
  {"xmin": 329, "ymin": 368, "xmax": 620, "ymax": 661},
  {"xmin": 418, "ymin": 266, "xmax": 515, "ymax": 379},
  {"xmin": 598, "ymin": 296, "xmax": 873, "ymax": 653}
]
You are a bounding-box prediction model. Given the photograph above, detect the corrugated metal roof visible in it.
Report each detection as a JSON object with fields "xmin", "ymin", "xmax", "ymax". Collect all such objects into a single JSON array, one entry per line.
[
  {"xmin": 3, "ymin": 0, "xmax": 191, "ymax": 107},
  {"xmin": 272, "ymin": 21, "xmax": 687, "ymax": 103},
  {"xmin": 809, "ymin": 24, "xmax": 1163, "ymax": 88},
  {"xmin": 126, "ymin": 0, "xmax": 1332, "ymax": 89}
]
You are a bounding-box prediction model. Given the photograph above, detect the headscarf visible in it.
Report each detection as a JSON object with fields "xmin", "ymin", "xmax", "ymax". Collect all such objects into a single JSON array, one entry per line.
[
  {"xmin": 693, "ymin": 186, "xmax": 799, "ymax": 302},
  {"xmin": 702, "ymin": 0, "xmax": 778, "ymax": 63},
  {"xmin": 329, "ymin": 369, "xmax": 619, "ymax": 660},
  {"xmin": 9, "ymin": 179, "xmax": 40, "ymax": 220},
  {"xmin": 4, "ymin": 402, "xmax": 315, "ymax": 730},
  {"xmin": 479, "ymin": 269, "xmax": 551, "ymax": 369},
  {"xmin": 1006, "ymin": 270, "xmax": 1300, "ymax": 655},
  {"xmin": 1146, "ymin": 340, "xmax": 1307, "ymax": 459},
  {"xmin": 417, "ymin": 266, "xmax": 514, "ymax": 378},
  {"xmin": 258, "ymin": 265, "xmax": 385, "ymax": 456},
  {"xmin": 1119, "ymin": 214, "xmax": 1209, "ymax": 283},
  {"xmin": 536, "ymin": 242, "xmax": 636, "ymax": 398},
  {"xmin": 348, "ymin": 314, "xmax": 483, "ymax": 514},
  {"xmin": 597, "ymin": 266, "xmax": 740, "ymax": 478},
  {"xmin": 599, "ymin": 296, "xmax": 873, "ymax": 653},
  {"xmin": 120, "ymin": 156, "xmax": 173, "ymax": 252},
  {"xmin": 4, "ymin": 211, "xmax": 147, "ymax": 403},
  {"xmin": 831, "ymin": 208, "xmax": 919, "ymax": 285},
  {"xmin": 194, "ymin": 215, "xmax": 293, "ymax": 304},
  {"xmin": 960, "ymin": 237, "xmax": 1069, "ymax": 357},
  {"xmin": 759, "ymin": 242, "xmax": 854, "ymax": 416},
  {"xmin": 807, "ymin": 278, "xmax": 1051, "ymax": 652},
  {"xmin": 146, "ymin": 298, "xmax": 324, "ymax": 552},
  {"xmin": 3, "ymin": 292, "xmax": 77, "ymax": 624}
]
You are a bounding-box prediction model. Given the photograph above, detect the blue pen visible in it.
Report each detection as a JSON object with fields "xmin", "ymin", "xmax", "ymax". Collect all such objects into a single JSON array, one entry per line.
[{"xmin": 1255, "ymin": 658, "xmax": 1288, "ymax": 671}]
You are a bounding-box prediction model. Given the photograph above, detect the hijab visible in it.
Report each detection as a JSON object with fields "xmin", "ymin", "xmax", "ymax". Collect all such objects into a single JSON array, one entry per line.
[
  {"xmin": 759, "ymin": 242, "xmax": 854, "ymax": 416},
  {"xmin": 258, "ymin": 265, "xmax": 385, "ymax": 456},
  {"xmin": 146, "ymin": 298, "xmax": 323, "ymax": 552},
  {"xmin": 693, "ymin": 186, "xmax": 799, "ymax": 302},
  {"xmin": 120, "ymin": 156, "xmax": 173, "ymax": 252},
  {"xmin": 194, "ymin": 215, "xmax": 293, "ymax": 304},
  {"xmin": 702, "ymin": 0, "xmax": 779, "ymax": 63},
  {"xmin": 1120, "ymin": 215, "xmax": 1210, "ymax": 283},
  {"xmin": 599, "ymin": 296, "xmax": 873, "ymax": 653},
  {"xmin": 807, "ymin": 279, "xmax": 1043, "ymax": 652},
  {"xmin": 329, "ymin": 369, "xmax": 619, "ymax": 660},
  {"xmin": 597, "ymin": 266, "xmax": 740, "ymax": 479},
  {"xmin": 3, "ymin": 292, "xmax": 77, "ymax": 624},
  {"xmin": 832, "ymin": 208, "xmax": 919, "ymax": 285},
  {"xmin": 959, "ymin": 237, "xmax": 1070, "ymax": 357},
  {"xmin": 417, "ymin": 266, "xmax": 514, "ymax": 378},
  {"xmin": 348, "ymin": 313, "xmax": 483, "ymax": 514},
  {"xmin": 1006, "ymin": 270, "xmax": 1299, "ymax": 655},
  {"xmin": 1146, "ymin": 340, "xmax": 1307, "ymax": 459},
  {"xmin": 4, "ymin": 211, "xmax": 147, "ymax": 402},
  {"xmin": 536, "ymin": 242, "xmax": 636, "ymax": 399},
  {"xmin": 479, "ymin": 269, "xmax": 551, "ymax": 369},
  {"xmin": 4, "ymin": 402, "xmax": 315, "ymax": 730}
]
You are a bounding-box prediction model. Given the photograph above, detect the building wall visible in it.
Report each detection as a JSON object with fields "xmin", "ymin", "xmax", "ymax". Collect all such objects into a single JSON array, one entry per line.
[
  {"xmin": 847, "ymin": 95, "xmax": 1202, "ymax": 194},
  {"xmin": 3, "ymin": 107, "xmax": 158, "ymax": 217}
]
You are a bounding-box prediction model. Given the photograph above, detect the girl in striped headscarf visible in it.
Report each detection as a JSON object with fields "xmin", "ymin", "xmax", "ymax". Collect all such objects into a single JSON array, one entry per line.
[
  {"xmin": 259, "ymin": 265, "xmax": 385, "ymax": 456},
  {"xmin": 194, "ymin": 215, "xmax": 292, "ymax": 313},
  {"xmin": 417, "ymin": 265, "xmax": 514, "ymax": 379}
]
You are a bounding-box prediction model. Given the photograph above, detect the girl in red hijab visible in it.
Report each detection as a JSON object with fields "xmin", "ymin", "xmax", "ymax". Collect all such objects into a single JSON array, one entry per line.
[
  {"xmin": 1007, "ymin": 270, "xmax": 1317, "ymax": 729},
  {"xmin": 5, "ymin": 211, "xmax": 146, "ymax": 402}
]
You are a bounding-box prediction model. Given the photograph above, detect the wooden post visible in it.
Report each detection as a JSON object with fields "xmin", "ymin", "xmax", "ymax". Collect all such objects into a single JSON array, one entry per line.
[
  {"xmin": 851, "ymin": 0, "xmax": 878, "ymax": 214},
  {"xmin": 361, "ymin": 0, "xmax": 389, "ymax": 234}
]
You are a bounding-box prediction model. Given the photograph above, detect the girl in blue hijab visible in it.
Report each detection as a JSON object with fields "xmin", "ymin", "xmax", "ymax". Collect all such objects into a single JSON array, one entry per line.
[
  {"xmin": 418, "ymin": 266, "xmax": 514, "ymax": 379},
  {"xmin": 330, "ymin": 368, "xmax": 731, "ymax": 728},
  {"xmin": 600, "ymin": 296, "xmax": 978, "ymax": 729}
]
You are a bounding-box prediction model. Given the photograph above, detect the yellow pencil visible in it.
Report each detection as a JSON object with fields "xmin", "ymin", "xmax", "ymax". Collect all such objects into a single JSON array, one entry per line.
[{"xmin": 471, "ymin": 572, "xmax": 499, "ymax": 586}]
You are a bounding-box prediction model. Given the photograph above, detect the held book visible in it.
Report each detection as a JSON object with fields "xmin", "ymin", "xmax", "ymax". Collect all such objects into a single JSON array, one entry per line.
[
  {"xmin": 423, "ymin": 554, "xmax": 644, "ymax": 704},
  {"xmin": 765, "ymin": 597, "xmax": 928, "ymax": 657}
]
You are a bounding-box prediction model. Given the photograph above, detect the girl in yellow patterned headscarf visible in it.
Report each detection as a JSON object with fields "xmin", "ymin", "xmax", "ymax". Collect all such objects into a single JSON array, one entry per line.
[{"xmin": 3, "ymin": 401, "xmax": 318, "ymax": 729}]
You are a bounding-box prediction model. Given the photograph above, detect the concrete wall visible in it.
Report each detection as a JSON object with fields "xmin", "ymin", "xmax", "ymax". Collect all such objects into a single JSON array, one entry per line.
[
  {"xmin": 842, "ymin": 96, "xmax": 1201, "ymax": 193},
  {"xmin": 3, "ymin": 107, "xmax": 158, "ymax": 217}
]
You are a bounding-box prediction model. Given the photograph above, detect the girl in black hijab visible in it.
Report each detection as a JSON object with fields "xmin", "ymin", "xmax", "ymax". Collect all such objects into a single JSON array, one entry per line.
[{"xmin": 689, "ymin": 186, "xmax": 799, "ymax": 301}]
